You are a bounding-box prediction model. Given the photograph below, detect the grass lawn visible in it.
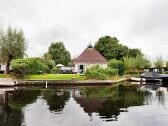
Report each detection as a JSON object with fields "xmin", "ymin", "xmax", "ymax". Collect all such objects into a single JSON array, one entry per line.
[
  {"xmin": 108, "ymin": 75, "xmax": 125, "ymax": 80},
  {"xmin": 25, "ymin": 74, "xmax": 85, "ymax": 80},
  {"xmin": 0, "ymin": 73, "xmax": 127, "ymax": 81},
  {"xmin": 0, "ymin": 74, "xmax": 12, "ymax": 78},
  {"xmin": 124, "ymin": 74, "xmax": 141, "ymax": 78}
]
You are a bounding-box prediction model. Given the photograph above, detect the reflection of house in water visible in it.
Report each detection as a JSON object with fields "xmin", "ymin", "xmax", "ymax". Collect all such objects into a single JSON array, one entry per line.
[
  {"xmin": 72, "ymin": 88, "xmax": 152, "ymax": 121},
  {"xmin": 73, "ymin": 95, "xmax": 122, "ymax": 121},
  {"xmin": 74, "ymin": 97, "xmax": 106, "ymax": 114},
  {"xmin": 73, "ymin": 90, "xmax": 106, "ymax": 115}
]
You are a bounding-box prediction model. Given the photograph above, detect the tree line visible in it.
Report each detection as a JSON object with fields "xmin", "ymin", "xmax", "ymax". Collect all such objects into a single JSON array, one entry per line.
[{"xmin": 0, "ymin": 26, "xmax": 165, "ymax": 75}]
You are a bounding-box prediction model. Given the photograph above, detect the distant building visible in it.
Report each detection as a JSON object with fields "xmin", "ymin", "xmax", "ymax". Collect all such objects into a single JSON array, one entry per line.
[
  {"xmin": 143, "ymin": 61, "xmax": 168, "ymax": 73},
  {"xmin": 73, "ymin": 47, "xmax": 107, "ymax": 73},
  {"xmin": 0, "ymin": 62, "xmax": 5, "ymax": 73}
]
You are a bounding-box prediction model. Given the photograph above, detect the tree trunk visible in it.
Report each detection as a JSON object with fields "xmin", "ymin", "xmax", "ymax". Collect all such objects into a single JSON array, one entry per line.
[
  {"xmin": 5, "ymin": 61, "xmax": 10, "ymax": 74},
  {"xmin": 5, "ymin": 54, "xmax": 13, "ymax": 74}
]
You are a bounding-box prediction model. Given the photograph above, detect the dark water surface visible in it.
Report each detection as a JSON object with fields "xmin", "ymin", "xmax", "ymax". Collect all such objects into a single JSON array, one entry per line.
[{"xmin": 0, "ymin": 84, "xmax": 168, "ymax": 126}]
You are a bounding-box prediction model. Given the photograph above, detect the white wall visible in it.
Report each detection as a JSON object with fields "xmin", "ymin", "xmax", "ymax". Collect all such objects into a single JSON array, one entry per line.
[
  {"xmin": 0, "ymin": 64, "xmax": 6, "ymax": 71},
  {"xmin": 75, "ymin": 63, "xmax": 107, "ymax": 73}
]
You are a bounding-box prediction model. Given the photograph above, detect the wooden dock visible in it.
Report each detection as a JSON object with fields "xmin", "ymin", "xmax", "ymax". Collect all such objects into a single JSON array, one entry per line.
[
  {"xmin": 0, "ymin": 78, "xmax": 129, "ymax": 87},
  {"xmin": 0, "ymin": 87, "xmax": 15, "ymax": 94},
  {"xmin": 0, "ymin": 78, "xmax": 17, "ymax": 87},
  {"xmin": 16, "ymin": 80, "xmax": 114, "ymax": 86}
]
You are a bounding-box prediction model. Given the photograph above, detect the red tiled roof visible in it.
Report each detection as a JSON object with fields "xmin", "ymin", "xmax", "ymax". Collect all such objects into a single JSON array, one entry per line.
[{"xmin": 74, "ymin": 48, "xmax": 107, "ymax": 63}]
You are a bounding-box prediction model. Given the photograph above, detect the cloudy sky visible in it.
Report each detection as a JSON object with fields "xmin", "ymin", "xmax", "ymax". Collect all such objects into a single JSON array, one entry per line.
[{"xmin": 0, "ymin": 0, "xmax": 168, "ymax": 59}]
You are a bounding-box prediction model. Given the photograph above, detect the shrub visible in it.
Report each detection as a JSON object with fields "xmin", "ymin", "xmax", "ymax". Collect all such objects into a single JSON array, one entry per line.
[
  {"xmin": 11, "ymin": 58, "xmax": 49, "ymax": 77},
  {"xmin": 105, "ymin": 68, "xmax": 118, "ymax": 77},
  {"xmin": 108, "ymin": 59, "xmax": 125, "ymax": 76},
  {"xmin": 10, "ymin": 62, "xmax": 28, "ymax": 77},
  {"xmin": 51, "ymin": 67, "xmax": 59, "ymax": 74},
  {"xmin": 84, "ymin": 65, "xmax": 106, "ymax": 80},
  {"xmin": 44, "ymin": 60, "xmax": 55, "ymax": 70}
]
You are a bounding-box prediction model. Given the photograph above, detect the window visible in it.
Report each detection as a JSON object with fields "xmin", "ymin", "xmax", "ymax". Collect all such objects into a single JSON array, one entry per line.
[
  {"xmin": 78, "ymin": 65, "xmax": 84, "ymax": 73},
  {"xmin": 79, "ymin": 65, "xmax": 84, "ymax": 70}
]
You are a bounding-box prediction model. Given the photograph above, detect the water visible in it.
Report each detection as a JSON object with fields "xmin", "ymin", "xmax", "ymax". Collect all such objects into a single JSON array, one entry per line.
[{"xmin": 0, "ymin": 84, "xmax": 168, "ymax": 126}]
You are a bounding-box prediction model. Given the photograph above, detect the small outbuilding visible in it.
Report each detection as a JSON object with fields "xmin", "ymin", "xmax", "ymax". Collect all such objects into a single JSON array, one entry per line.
[
  {"xmin": 0, "ymin": 62, "xmax": 5, "ymax": 73},
  {"xmin": 73, "ymin": 47, "xmax": 107, "ymax": 73}
]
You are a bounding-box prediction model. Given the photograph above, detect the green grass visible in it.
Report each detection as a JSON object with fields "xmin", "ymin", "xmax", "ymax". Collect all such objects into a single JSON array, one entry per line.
[
  {"xmin": 25, "ymin": 74, "xmax": 85, "ymax": 80},
  {"xmin": 0, "ymin": 74, "xmax": 12, "ymax": 78},
  {"xmin": 0, "ymin": 73, "xmax": 127, "ymax": 81},
  {"xmin": 108, "ymin": 75, "xmax": 125, "ymax": 80},
  {"xmin": 124, "ymin": 74, "xmax": 141, "ymax": 78}
]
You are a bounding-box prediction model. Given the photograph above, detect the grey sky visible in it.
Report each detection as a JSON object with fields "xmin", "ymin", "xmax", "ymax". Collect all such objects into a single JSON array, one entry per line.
[{"xmin": 0, "ymin": 0, "xmax": 168, "ymax": 59}]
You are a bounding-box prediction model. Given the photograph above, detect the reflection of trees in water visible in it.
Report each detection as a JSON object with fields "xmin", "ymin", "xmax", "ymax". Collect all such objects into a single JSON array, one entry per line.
[
  {"xmin": 43, "ymin": 89, "xmax": 70, "ymax": 113},
  {"xmin": 0, "ymin": 108, "xmax": 23, "ymax": 126},
  {"xmin": 156, "ymin": 90, "xmax": 165, "ymax": 105},
  {"xmin": 98, "ymin": 91, "xmax": 151, "ymax": 121},
  {"xmin": 142, "ymin": 86, "xmax": 167, "ymax": 105},
  {"xmin": 0, "ymin": 88, "xmax": 70, "ymax": 125},
  {"xmin": 0, "ymin": 89, "xmax": 41, "ymax": 126},
  {"xmin": 8, "ymin": 89, "xmax": 41, "ymax": 109},
  {"xmin": 75, "ymin": 85, "xmax": 152, "ymax": 121}
]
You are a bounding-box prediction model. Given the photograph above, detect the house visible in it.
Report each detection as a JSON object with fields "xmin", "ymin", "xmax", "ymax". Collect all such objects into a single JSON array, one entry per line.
[
  {"xmin": 0, "ymin": 62, "xmax": 5, "ymax": 73},
  {"xmin": 142, "ymin": 61, "xmax": 168, "ymax": 73},
  {"xmin": 73, "ymin": 47, "xmax": 107, "ymax": 73}
]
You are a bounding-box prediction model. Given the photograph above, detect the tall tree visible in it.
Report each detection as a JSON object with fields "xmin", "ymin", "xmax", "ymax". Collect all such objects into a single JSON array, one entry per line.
[
  {"xmin": 94, "ymin": 36, "xmax": 124, "ymax": 60},
  {"xmin": 166, "ymin": 62, "xmax": 168, "ymax": 69},
  {"xmin": 154, "ymin": 56, "xmax": 164, "ymax": 73},
  {"xmin": 43, "ymin": 52, "xmax": 52, "ymax": 60},
  {"xmin": 48, "ymin": 42, "xmax": 71, "ymax": 65},
  {"xmin": 123, "ymin": 56, "xmax": 135, "ymax": 74},
  {"xmin": 124, "ymin": 55, "xmax": 151, "ymax": 74},
  {"xmin": 0, "ymin": 27, "xmax": 27, "ymax": 73},
  {"xmin": 143, "ymin": 57, "xmax": 151, "ymax": 69},
  {"xmin": 94, "ymin": 36, "xmax": 143, "ymax": 60},
  {"xmin": 127, "ymin": 48, "xmax": 143, "ymax": 58}
]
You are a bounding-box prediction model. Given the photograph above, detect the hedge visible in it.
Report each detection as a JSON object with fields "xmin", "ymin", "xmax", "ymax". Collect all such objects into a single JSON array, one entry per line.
[
  {"xmin": 108, "ymin": 59, "xmax": 125, "ymax": 76},
  {"xmin": 105, "ymin": 68, "xmax": 118, "ymax": 77},
  {"xmin": 11, "ymin": 58, "xmax": 49, "ymax": 77},
  {"xmin": 84, "ymin": 65, "xmax": 118, "ymax": 80},
  {"xmin": 84, "ymin": 65, "xmax": 106, "ymax": 80}
]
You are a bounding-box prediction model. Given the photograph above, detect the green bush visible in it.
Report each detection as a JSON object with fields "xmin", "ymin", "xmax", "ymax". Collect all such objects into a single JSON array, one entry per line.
[
  {"xmin": 10, "ymin": 63, "xmax": 28, "ymax": 77},
  {"xmin": 51, "ymin": 67, "xmax": 59, "ymax": 74},
  {"xmin": 108, "ymin": 59, "xmax": 125, "ymax": 76},
  {"xmin": 105, "ymin": 68, "xmax": 118, "ymax": 77},
  {"xmin": 11, "ymin": 58, "xmax": 49, "ymax": 77},
  {"xmin": 44, "ymin": 60, "xmax": 55, "ymax": 70},
  {"xmin": 84, "ymin": 65, "xmax": 106, "ymax": 80},
  {"xmin": 84, "ymin": 65, "xmax": 119, "ymax": 80}
]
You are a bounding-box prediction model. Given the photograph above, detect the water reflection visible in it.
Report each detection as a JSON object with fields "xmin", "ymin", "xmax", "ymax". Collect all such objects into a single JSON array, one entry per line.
[
  {"xmin": 73, "ymin": 85, "xmax": 152, "ymax": 121},
  {"xmin": 0, "ymin": 88, "xmax": 40, "ymax": 126},
  {"xmin": 156, "ymin": 90, "xmax": 165, "ymax": 105},
  {"xmin": 0, "ymin": 107, "xmax": 23, "ymax": 126},
  {"xmin": 43, "ymin": 89, "xmax": 70, "ymax": 113},
  {"xmin": 0, "ymin": 85, "xmax": 168, "ymax": 126}
]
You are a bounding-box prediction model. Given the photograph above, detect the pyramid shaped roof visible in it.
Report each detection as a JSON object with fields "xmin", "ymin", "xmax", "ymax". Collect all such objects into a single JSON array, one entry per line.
[{"xmin": 74, "ymin": 48, "xmax": 107, "ymax": 63}]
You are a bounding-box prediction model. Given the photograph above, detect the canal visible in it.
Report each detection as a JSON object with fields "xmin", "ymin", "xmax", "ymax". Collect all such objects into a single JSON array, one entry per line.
[{"xmin": 0, "ymin": 83, "xmax": 168, "ymax": 126}]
